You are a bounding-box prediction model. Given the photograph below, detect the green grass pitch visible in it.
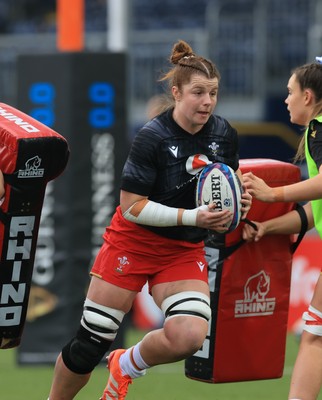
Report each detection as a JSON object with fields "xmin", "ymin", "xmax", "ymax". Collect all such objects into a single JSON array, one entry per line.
[{"xmin": 1, "ymin": 330, "xmax": 322, "ymax": 400}]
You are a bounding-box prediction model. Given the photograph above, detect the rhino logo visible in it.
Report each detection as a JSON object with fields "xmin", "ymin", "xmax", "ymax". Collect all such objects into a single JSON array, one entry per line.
[
  {"xmin": 25, "ymin": 155, "xmax": 41, "ymax": 170},
  {"xmin": 244, "ymin": 270, "xmax": 270, "ymax": 302},
  {"xmin": 235, "ymin": 270, "xmax": 276, "ymax": 318},
  {"xmin": 18, "ymin": 155, "xmax": 44, "ymax": 178}
]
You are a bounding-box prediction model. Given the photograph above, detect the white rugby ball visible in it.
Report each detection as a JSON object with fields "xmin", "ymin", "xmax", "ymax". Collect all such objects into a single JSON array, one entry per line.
[{"xmin": 196, "ymin": 162, "xmax": 243, "ymax": 232}]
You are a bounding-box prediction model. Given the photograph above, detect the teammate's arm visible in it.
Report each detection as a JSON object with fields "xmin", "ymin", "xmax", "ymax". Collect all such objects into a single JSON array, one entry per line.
[
  {"xmin": 243, "ymin": 165, "xmax": 322, "ymax": 203},
  {"xmin": 242, "ymin": 202, "xmax": 314, "ymax": 242}
]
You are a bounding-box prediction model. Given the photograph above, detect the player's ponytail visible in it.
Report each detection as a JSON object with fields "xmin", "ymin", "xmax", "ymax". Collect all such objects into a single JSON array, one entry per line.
[{"xmin": 169, "ymin": 40, "xmax": 194, "ymax": 65}]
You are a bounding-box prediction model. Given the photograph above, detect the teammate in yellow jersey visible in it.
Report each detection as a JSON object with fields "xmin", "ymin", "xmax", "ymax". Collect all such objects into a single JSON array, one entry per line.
[{"xmin": 244, "ymin": 58, "xmax": 322, "ymax": 400}]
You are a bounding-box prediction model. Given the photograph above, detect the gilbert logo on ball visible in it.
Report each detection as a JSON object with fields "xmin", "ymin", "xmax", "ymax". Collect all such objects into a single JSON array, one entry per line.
[{"xmin": 196, "ymin": 162, "xmax": 242, "ymax": 232}]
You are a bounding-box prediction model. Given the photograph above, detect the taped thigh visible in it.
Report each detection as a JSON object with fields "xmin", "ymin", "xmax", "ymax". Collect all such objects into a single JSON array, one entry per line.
[
  {"xmin": 81, "ymin": 298, "xmax": 125, "ymax": 340},
  {"xmin": 302, "ymin": 305, "xmax": 322, "ymax": 336},
  {"xmin": 161, "ymin": 291, "xmax": 211, "ymax": 322}
]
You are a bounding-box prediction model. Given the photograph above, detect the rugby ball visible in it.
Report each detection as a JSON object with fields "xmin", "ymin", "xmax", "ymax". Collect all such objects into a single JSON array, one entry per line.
[{"xmin": 196, "ymin": 162, "xmax": 243, "ymax": 232}]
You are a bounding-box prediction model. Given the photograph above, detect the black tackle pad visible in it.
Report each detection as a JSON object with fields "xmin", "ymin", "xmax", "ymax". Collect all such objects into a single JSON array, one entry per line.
[{"xmin": 0, "ymin": 103, "xmax": 69, "ymax": 349}]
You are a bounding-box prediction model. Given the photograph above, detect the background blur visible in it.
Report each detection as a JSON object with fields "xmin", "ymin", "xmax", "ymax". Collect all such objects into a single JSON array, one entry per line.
[
  {"xmin": 0, "ymin": 0, "xmax": 321, "ymax": 379},
  {"xmin": 0, "ymin": 0, "xmax": 321, "ymax": 134}
]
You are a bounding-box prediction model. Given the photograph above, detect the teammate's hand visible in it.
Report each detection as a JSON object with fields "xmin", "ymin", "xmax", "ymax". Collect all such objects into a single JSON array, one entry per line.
[
  {"xmin": 240, "ymin": 186, "xmax": 252, "ymax": 219},
  {"xmin": 243, "ymin": 172, "xmax": 275, "ymax": 202},
  {"xmin": 196, "ymin": 203, "xmax": 233, "ymax": 233},
  {"xmin": 242, "ymin": 220, "xmax": 265, "ymax": 242}
]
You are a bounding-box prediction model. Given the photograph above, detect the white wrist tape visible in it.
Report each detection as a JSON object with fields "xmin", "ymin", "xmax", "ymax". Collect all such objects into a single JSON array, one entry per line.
[
  {"xmin": 123, "ymin": 199, "xmax": 206, "ymax": 227},
  {"xmin": 181, "ymin": 208, "xmax": 200, "ymax": 226}
]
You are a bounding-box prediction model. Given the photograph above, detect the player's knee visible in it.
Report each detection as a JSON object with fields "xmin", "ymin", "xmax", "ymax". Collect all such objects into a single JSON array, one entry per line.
[
  {"xmin": 62, "ymin": 299, "xmax": 125, "ymax": 374},
  {"xmin": 178, "ymin": 326, "xmax": 207, "ymax": 357},
  {"xmin": 303, "ymin": 305, "xmax": 322, "ymax": 336},
  {"xmin": 161, "ymin": 291, "xmax": 211, "ymax": 356},
  {"xmin": 164, "ymin": 318, "xmax": 208, "ymax": 358},
  {"xmin": 187, "ymin": 323, "xmax": 208, "ymax": 352}
]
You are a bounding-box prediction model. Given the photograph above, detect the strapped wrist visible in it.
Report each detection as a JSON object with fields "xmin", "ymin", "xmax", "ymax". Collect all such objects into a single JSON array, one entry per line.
[{"xmin": 181, "ymin": 208, "xmax": 199, "ymax": 226}]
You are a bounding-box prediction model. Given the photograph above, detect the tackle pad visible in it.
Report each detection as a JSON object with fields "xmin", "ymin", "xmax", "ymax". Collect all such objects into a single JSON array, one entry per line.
[
  {"xmin": 0, "ymin": 103, "xmax": 69, "ymax": 349},
  {"xmin": 185, "ymin": 159, "xmax": 301, "ymax": 383}
]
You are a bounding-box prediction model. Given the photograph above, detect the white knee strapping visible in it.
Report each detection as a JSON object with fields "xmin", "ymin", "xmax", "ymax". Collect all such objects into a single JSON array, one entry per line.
[
  {"xmin": 302, "ymin": 305, "xmax": 322, "ymax": 336},
  {"xmin": 80, "ymin": 298, "xmax": 125, "ymax": 341},
  {"xmin": 161, "ymin": 291, "xmax": 211, "ymax": 322}
]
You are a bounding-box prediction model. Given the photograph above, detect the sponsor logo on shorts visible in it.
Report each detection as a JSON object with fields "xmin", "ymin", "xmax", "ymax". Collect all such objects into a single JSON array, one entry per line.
[
  {"xmin": 18, "ymin": 155, "xmax": 44, "ymax": 178},
  {"xmin": 115, "ymin": 256, "xmax": 130, "ymax": 273},
  {"xmin": 234, "ymin": 270, "xmax": 276, "ymax": 318},
  {"xmin": 197, "ymin": 261, "xmax": 205, "ymax": 272}
]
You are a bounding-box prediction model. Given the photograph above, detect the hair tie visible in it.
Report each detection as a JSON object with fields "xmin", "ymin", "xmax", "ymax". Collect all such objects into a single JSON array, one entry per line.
[{"xmin": 315, "ymin": 56, "xmax": 322, "ymax": 64}]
